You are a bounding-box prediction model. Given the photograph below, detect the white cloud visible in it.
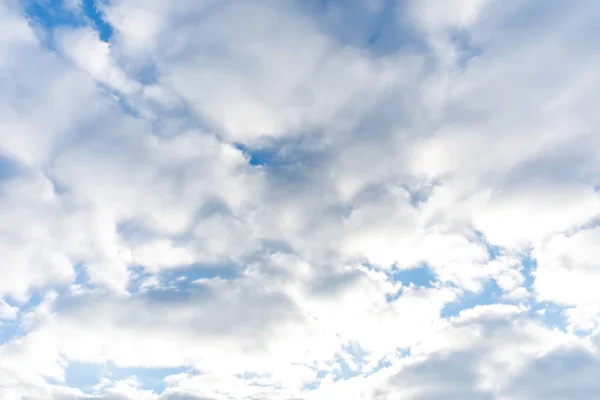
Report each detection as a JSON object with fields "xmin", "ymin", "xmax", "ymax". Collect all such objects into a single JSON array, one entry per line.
[
  {"xmin": 56, "ymin": 26, "xmax": 140, "ymax": 94},
  {"xmin": 0, "ymin": 175, "xmax": 78, "ymax": 299},
  {"xmin": 0, "ymin": 299, "xmax": 18, "ymax": 320},
  {"xmin": 409, "ymin": 0, "xmax": 496, "ymax": 32},
  {"xmin": 534, "ymin": 227, "xmax": 600, "ymax": 330},
  {"xmin": 470, "ymin": 183, "xmax": 600, "ymax": 248},
  {"xmin": 132, "ymin": 240, "xmax": 195, "ymax": 272},
  {"xmin": 302, "ymin": 305, "xmax": 588, "ymax": 400}
]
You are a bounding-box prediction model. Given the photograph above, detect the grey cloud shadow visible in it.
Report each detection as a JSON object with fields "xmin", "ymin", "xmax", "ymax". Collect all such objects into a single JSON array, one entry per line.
[{"xmin": 506, "ymin": 346, "xmax": 600, "ymax": 400}]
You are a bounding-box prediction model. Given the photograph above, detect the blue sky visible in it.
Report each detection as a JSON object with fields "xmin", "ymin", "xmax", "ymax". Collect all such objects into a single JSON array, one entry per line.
[
  {"xmin": 1, "ymin": 0, "xmax": 600, "ymax": 399},
  {"xmin": 26, "ymin": 0, "xmax": 112, "ymax": 39}
]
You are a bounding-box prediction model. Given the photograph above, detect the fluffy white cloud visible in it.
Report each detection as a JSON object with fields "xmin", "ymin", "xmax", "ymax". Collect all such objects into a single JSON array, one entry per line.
[
  {"xmin": 55, "ymin": 26, "xmax": 140, "ymax": 94},
  {"xmin": 533, "ymin": 227, "xmax": 600, "ymax": 331}
]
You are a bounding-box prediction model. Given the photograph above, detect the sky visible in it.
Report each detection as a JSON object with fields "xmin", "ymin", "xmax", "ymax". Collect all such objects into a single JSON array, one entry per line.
[{"xmin": 1, "ymin": 0, "xmax": 600, "ymax": 399}]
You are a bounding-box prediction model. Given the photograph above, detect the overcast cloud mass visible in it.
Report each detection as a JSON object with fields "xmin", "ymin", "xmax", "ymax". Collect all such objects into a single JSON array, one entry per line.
[{"xmin": 1, "ymin": 0, "xmax": 600, "ymax": 399}]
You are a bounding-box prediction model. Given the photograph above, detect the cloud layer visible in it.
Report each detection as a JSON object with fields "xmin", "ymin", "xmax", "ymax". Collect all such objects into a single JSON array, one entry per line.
[{"xmin": 1, "ymin": 0, "xmax": 600, "ymax": 399}]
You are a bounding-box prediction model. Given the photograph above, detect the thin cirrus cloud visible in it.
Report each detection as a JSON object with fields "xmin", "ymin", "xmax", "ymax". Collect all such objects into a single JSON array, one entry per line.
[{"xmin": 0, "ymin": 0, "xmax": 600, "ymax": 399}]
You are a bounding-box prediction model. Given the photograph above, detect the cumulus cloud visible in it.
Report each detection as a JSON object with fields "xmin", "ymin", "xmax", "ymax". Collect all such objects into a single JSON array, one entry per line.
[{"xmin": 1, "ymin": 0, "xmax": 600, "ymax": 399}]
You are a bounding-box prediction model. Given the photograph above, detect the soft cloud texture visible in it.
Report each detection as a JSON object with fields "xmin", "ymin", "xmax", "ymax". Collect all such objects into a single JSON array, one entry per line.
[{"xmin": 1, "ymin": 0, "xmax": 600, "ymax": 399}]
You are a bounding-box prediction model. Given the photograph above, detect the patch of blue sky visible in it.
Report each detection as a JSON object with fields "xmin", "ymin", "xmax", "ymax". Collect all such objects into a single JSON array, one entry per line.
[
  {"xmin": 234, "ymin": 136, "xmax": 324, "ymax": 170},
  {"xmin": 44, "ymin": 171, "xmax": 69, "ymax": 195},
  {"xmin": 330, "ymin": 352, "xmax": 359, "ymax": 382},
  {"xmin": 116, "ymin": 219, "xmax": 159, "ymax": 245},
  {"xmin": 234, "ymin": 143, "xmax": 278, "ymax": 167},
  {"xmin": 25, "ymin": 0, "xmax": 83, "ymax": 32},
  {"xmin": 304, "ymin": 346, "xmax": 406, "ymax": 390},
  {"xmin": 61, "ymin": 362, "xmax": 190, "ymax": 394},
  {"xmin": 516, "ymin": 255, "xmax": 569, "ymax": 332},
  {"xmin": 81, "ymin": 0, "xmax": 112, "ymax": 41},
  {"xmin": 441, "ymin": 279, "xmax": 504, "ymax": 318},
  {"xmin": 449, "ymin": 30, "xmax": 483, "ymax": 68},
  {"xmin": 385, "ymin": 264, "xmax": 436, "ymax": 303},
  {"xmin": 196, "ymin": 197, "xmax": 234, "ymax": 219},
  {"xmin": 389, "ymin": 264, "xmax": 436, "ymax": 288},
  {"xmin": 499, "ymin": 0, "xmax": 567, "ymax": 35},
  {"xmin": 327, "ymin": 342, "xmax": 371, "ymax": 382},
  {"xmin": 573, "ymin": 216, "xmax": 600, "ymax": 232},
  {"xmin": 473, "ymin": 230, "xmax": 502, "ymax": 260},
  {"xmin": 235, "ymin": 371, "xmax": 279, "ymax": 389},
  {"xmin": 1, "ymin": 266, "xmax": 95, "ymax": 339},
  {"xmin": 160, "ymin": 263, "xmax": 238, "ymax": 283},
  {"xmin": 126, "ymin": 266, "xmax": 154, "ymax": 294},
  {"xmin": 236, "ymin": 371, "xmax": 270, "ymax": 380},
  {"xmin": 365, "ymin": 356, "xmax": 393, "ymax": 377},
  {"xmin": 233, "ymin": 132, "xmax": 329, "ymax": 179},
  {"xmin": 302, "ymin": 371, "xmax": 328, "ymax": 391},
  {"xmin": 256, "ymin": 238, "xmax": 296, "ymax": 256},
  {"xmin": 61, "ymin": 362, "xmax": 105, "ymax": 394},
  {"xmin": 342, "ymin": 341, "xmax": 368, "ymax": 366},
  {"xmin": 72, "ymin": 263, "xmax": 93, "ymax": 288},
  {"xmin": 109, "ymin": 365, "xmax": 190, "ymax": 393},
  {"xmin": 406, "ymin": 190, "xmax": 428, "ymax": 208},
  {"xmin": 400, "ymin": 180, "xmax": 441, "ymax": 208},
  {"xmin": 127, "ymin": 263, "xmax": 239, "ymax": 295},
  {"xmin": 370, "ymin": 0, "xmax": 430, "ymax": 55},
  {"xmin": 531, "ymin": 302, "xmax": 568, "ymax": 332},
  {"xmin": 0, "ymin": 320, "xmax": 21, "ymax": 344},
  {"xmin": 0, "ymin": 154, "xmax": 23, "ymax": 182},
  {"xmin": 24, "ymin": 0, "xmax": 112, "ymax": 42},
  {"xmin": 0, "ymin": 158, "xmax": 69, "ymax": 198},
  {"xmin": 486, "ymin": 243, "xmax": 503, "ymax": 261},
  {"xmin": 304, "ymin": 0, "xmax": 428, "ymax": 56},
  {"xmin": 134, "ymin": 64, "xmax": 160, "ymax": 86},
  {"xmin": 0, "ymin": 293, "xmax": 45, "ymax": 344},
  {"xmin": 520, "ymin": 253, "xmax": 536, "ymax": 291}
]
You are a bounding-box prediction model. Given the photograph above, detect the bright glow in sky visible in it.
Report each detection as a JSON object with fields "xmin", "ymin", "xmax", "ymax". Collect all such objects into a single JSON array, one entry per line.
[{"xmin": 1, "ymin": 0, "xmax": 600, "ymax": 399}]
